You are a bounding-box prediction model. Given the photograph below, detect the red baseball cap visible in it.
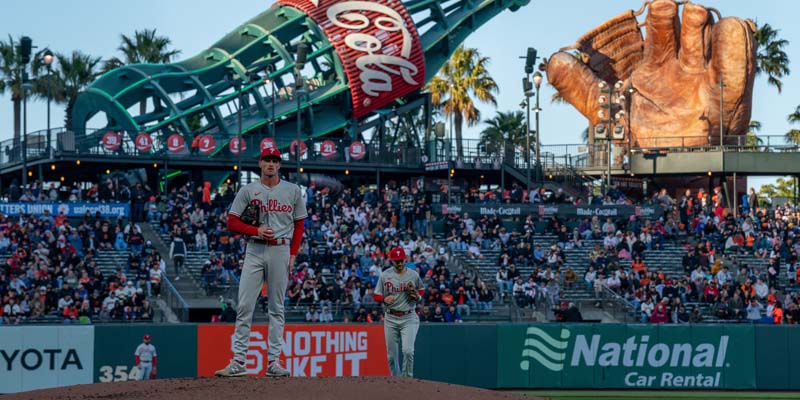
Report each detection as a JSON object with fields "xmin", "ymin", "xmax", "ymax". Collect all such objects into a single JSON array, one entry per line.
[
  {"xmin": 143, "ymin": 334, "xmax": 151, "ymax": 341},
  {"xmin": 260, "ymin": 147, "xmax": 281, "ymax": 160},
  {"xmin": 389, "ymin": 247, "xmax": 406, "ymax": 261}
]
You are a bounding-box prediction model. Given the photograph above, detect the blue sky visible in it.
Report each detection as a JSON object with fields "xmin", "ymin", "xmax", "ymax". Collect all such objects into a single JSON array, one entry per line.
[{"xmin": 1, "ymin": 0, "xmax": 797, "ymax": 188}]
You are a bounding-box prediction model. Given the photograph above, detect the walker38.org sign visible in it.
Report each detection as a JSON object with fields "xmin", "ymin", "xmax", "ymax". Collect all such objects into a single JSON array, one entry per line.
[{"xmin": 0, "ymin": 202, "xmax": 129, "ymax": 218}]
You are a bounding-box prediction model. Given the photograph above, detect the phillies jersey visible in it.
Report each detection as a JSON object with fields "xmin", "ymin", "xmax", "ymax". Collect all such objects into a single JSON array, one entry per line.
[
  {"xmin": 229, "ymin": 180, "xmax": 307, "ymax": 239},
  {"xmin": 135, "ymin": 343, "xmax": 157, "ymax": 363},
  {"xmin": 375, "ymin": 268, "xmax": 423, "ymax": 313}
]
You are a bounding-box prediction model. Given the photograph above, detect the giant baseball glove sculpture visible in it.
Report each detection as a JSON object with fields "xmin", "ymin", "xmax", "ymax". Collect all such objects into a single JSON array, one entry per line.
[{"xmin": 545, "ymin": 0, "xmax": 756, "ymax": 148}]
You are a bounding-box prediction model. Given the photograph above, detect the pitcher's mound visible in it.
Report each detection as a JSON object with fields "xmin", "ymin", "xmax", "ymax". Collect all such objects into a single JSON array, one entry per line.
[{"xmin": 5, "ymin": 376, "xmax": 540, "ymax": 400}]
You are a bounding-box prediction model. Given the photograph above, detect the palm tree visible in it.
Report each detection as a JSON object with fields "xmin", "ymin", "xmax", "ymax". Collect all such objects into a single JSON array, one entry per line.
[
  {"xmin": 55, "ymin": 51, "xmax": 102, "ymax": 130},
  {"xmin": 479, "ymin": 110, "xmax": 525, "ymax": 157},
  {"xmin": 745, "ymin": 120, "xmax": 763, "ymax": 147},
  {"xmin": 787, "ymin": 105, "xmax": 800, "ymax": 145},
  {"xmin": 0, "ymin": 36, "xmax": 29, "ymax": 146},
  {"xmin": 427, "ymin": 46, "xmax": 498, "ymax": 158},
  {"xmin": 104, "ymin": 29, "xmax": 181, "ymax": 115},
  {"xmin": 755, "ymin": 22, "xmax": 790, "ymax": 93}
]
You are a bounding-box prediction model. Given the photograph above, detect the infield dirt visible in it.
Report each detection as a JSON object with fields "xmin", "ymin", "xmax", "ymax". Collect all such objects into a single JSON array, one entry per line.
[{"xmin": 5, "ymin": 376, "xmax": 541, "ymax": 400}]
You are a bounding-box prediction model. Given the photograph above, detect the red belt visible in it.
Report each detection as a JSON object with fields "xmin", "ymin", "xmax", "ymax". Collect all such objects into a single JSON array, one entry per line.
[
  {"xmin": 250, "ymin": 238, "xmax": 289, "ymax": 246},
  {"xmin": 386, "ymin": 309, "xmax": 414, "ymax": 317}
]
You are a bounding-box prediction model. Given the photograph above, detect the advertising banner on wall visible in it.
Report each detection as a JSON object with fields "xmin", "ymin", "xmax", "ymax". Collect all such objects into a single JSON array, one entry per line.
[
  {"xmin": 0, "ymin": 202, "xmax": 130, "ymax": 218},
  {"xmin": 197, "ymin": 324, "xmax": 389, "ymax": 377},
  {"xmin": 0, "ymin": 326, "xmax": 94, "ymax": 393},
  {"xmin": 93, "ymin": 325, "xmax": 197, "ymax": 383},
  {"xmin": 496, "ymin": 324, "xmax": 756, "ymax": 390},
  {"xmin": 438, "ymin": 203, "xmax": 663, "ymax": 219}
]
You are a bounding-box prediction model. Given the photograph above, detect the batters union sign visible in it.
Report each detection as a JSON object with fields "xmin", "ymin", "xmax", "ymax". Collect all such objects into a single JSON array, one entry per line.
[{"xmin": 278, "ymin": 0, "xmax": 425, "ymax": 118}]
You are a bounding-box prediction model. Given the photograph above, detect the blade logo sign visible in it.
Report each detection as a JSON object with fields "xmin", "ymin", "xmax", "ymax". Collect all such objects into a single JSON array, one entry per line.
[{"xmin": 277, "ymin": 0, "xmax": 425, "ymax": 118}]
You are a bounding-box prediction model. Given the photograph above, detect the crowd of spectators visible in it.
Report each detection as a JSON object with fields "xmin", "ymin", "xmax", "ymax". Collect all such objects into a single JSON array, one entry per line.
[
  {"xmin": 474, "ymin": 182, "xmax": 800, "ymax": 324},
  {"xmin": 153, "ymin": 179, "xmax": 487, "ymax": 323},
  {"xmin": 9, "ymin": 173, "xmax": 800, "ymax": 326},
  {"xmin": 0, "ymin": 210, "xmax": 157, "ymax": 325}
]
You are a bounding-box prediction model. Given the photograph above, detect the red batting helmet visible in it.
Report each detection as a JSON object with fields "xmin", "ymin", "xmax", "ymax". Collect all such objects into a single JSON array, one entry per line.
[
  {"xmin": 143, "ymin": 334, "xmax": 151, "ymax": 341},
  {"xmin": 260, "ymin": 147, "xmax": 281, "ymax": 160},
  {"xmin": 389, "ymin": 247, "xmax": 406, "ymax": 262}
]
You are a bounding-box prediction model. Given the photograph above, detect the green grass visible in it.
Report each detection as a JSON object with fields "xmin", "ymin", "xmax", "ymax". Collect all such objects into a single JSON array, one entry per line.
[{"xmin": 516, "ymin": 391, "xmax": 800, "ymax": 400}]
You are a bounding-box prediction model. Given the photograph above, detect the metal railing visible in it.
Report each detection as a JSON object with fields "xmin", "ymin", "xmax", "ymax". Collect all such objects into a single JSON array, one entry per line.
[
  {"xmin": 4, "ymin": 128, "xmax": 800, "ymax": 174},
  {"xmin": 161, "ymin": 275, "xmax": 190, "ymax": 322}
]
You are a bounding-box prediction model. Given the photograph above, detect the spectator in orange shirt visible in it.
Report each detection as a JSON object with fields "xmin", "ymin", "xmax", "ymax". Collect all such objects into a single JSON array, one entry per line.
[
  {"xmin": 632, "ymin": 256, "xmax": 647, "ymax": 274},
  {"xmin": 440, "ymin": 288, "xmax": 454, "ymax": 306},
  {"xmin": 773, "ymin": 302, "xmax": 784, "ymax": 325}
]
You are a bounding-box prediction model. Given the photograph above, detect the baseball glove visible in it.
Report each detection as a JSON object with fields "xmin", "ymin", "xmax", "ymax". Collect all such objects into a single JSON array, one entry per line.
[
  {"xmin": 240, "ymin": 202, "xmax": 260, "ymax": 226},
  {"xmin": 405, "ymin": 282, "xmax": 421, "ymax": 302},
  {"xmin": 545, "ymin": 0, "xmax": 756, "ymax": 147}
]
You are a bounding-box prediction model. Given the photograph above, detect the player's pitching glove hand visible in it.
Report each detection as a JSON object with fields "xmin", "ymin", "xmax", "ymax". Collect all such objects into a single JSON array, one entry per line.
[
  {"xmin": 240, "ymin": 202, "xmax": 260, "ymax": 226},
  {"xmin": 405, "ymin": 282, "xmax": 421, "ymax": 302}
]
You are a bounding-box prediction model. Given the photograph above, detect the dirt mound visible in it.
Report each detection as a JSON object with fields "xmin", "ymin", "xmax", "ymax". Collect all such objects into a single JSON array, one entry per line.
[{"xmin": 6, "ymin": 376, "xmax": 540, "ymax": 400}]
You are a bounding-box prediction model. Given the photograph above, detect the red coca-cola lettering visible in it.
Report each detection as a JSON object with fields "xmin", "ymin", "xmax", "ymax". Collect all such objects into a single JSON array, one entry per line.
[
  {"xmin": 320, "ymin": 140, "xmax": 337, "ymax": 158},
  {"xmin": 199, "ymin": 135, "xmax": 216, "ymax": 155},
  {"xmin": 349, "ymin": 141, "xmax": 366, "ymax": 160},
  {"xmin": 230, "ymin": 137, "xmax": 247, "ymax": 155},
  {"xmin": 135, "ymin": 133, "xmax": 153, "ymax": 152},
  {"xmin": 167, "ymin": 134, "xmax": 185, "ymax": 153},
  {"xmin": 102, "ymin": 131, "xmax": 121, "ymax": 151},
  {"xmin": 276, "ymin": 0, "xmax": 424, "ymax": 118}
]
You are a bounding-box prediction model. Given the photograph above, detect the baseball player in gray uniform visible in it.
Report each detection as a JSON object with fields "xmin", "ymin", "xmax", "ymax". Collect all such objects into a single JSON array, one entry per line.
[
  {"xmin": 216, "ymin": 147, "xmax": 306, "ymax": 378},
  {"xmin": 374, "ymin": 247, "xmax": 424, "ymax": 377},
  {"xmin": 134, "ymin": 334, "xmax": 157, "ymax": 380}
]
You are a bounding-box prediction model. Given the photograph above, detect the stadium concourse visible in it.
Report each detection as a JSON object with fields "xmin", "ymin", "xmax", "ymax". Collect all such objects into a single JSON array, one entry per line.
[{"xmin": 2, "ymin": 177, "xmax": 800, "ymax": 326}]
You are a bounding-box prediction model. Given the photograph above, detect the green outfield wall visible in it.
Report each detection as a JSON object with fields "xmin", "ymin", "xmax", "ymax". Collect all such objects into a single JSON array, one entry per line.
[{"xmin": 2, "ymin": 323, "xmax": 799, "ymax": 393}]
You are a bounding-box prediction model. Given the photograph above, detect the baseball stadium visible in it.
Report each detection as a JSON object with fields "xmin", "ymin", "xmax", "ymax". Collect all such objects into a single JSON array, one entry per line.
[{"xmin": 1, "ymin": 0, "xmax": 800, "ymax": 399}]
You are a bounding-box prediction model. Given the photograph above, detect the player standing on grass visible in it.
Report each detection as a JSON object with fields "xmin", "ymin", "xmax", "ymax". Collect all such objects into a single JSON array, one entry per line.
[
  {"xmin": 374, "ymin": 247, "xmax": 424, "ymax": 377},
  {"xmin": 135, "ymin": 334, "xmax": 157, "ymax": 380},
  {"xmin": 215, "ymin": 147, "xmax": 306, "ymax": 378}
]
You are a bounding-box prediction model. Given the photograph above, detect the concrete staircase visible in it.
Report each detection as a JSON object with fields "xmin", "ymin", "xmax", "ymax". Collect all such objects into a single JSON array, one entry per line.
[{"xmin": 143, "ymin": 223, "xmax": 223, "ymax": 308}]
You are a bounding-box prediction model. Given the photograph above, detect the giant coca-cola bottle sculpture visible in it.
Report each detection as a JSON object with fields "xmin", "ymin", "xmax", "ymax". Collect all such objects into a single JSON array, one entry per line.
[{"xmin": 72, "ymin": 0, "xmax": 529, "ymax": 157}]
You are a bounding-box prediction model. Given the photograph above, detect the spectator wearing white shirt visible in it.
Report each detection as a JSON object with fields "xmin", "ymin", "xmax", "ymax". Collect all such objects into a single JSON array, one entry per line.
[
  {"xmin": 716, "ymin": 266, "xmax": 732, "ymax": 286},
  {"xmin": 754, "ymin": 278, "xmax": 769, "ymax": 299},
  {"xmin": 584, "ymin": 266, "xmax": 597, "ymax": 290},
  {"xmin": 640, "ymin": 298, "xmax": 654, "ymax": 323},
  {"xmin": 463, "ymin": 213, "xmax": 475, "ymax": 233},
  {"xmin": 350, "ymin": 231, "xmax": 365, "ymax": 246}
]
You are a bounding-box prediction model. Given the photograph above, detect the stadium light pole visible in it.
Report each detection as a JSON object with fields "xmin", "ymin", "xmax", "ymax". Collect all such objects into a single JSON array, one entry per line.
[
  {"xmin": 22, "ymin": 79, "xmax": 32, "ymax": 190},
  {"xmin": 225, "ymin": 71, "xmax": 243, "ymax": 191},
  {"xmin": 294, "ymin": 43, "xmax": 308, "ymax": 177},
  {"xmin": 264, "ymin": 65, "xmax": 276, "ymax": 137},
  {"xmin": 533, "ymin": 71, "xmax": 543, "ymax": 185},
  {"xmin": 719, "ymin": 73, "xmax": 724, "ymax": 147},
  {"xmin": 44, "ymin": 49, "xmax": 54, "ymax": 159}
]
